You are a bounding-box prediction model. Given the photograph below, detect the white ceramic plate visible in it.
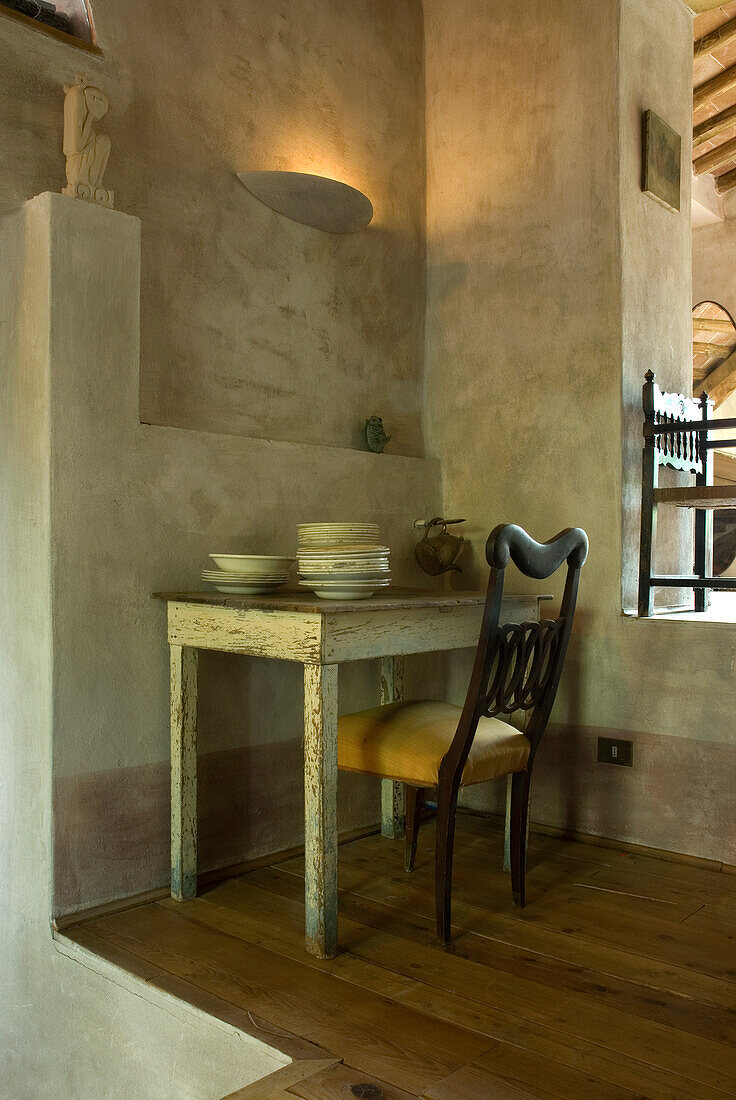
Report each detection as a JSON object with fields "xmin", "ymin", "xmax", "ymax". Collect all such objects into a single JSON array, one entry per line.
[
  {"xmin": 299, "ymin": 576, "xmax": 389, "ymax": 585},
  {"xmin": 298, "ymin": 565, "xmax": 389, "ymax": 575},
  {"xmin": 298, "ymin": 545, "xmax": 389, "ymax": 557},
  {"xmin": 297, "ymin": 547, "xmax": 389, "ymax": 555},
  {"xmin": 298, "ymin": 529, "xmax": 378, "ymax": 535},
  {"xmin": 298, "ymin": 528, "xmax": 379, "ymax": 537},
  {"xmin": 292, "ymin": 563, "xmax": 387, "ymax": 572},
  {"xmin": 297, "ymin": 523, "xmax": 379, "ymax": 530},
  {"xmin": 299, "ymin": 579, "xmax": 390, "ymax": 588},
  {"xmin": 209, "ymin": 554, "xmax": 295, "ymax": 573},
  {"xmin": 203, "ymin": 576, "xmax": 292, "ymax": 585},
  {"xmin": 298, "ymin": 542, "xmax": 380, "ymax": 551},
  {"xmin": 203, "ymin": 580, "xmax": 289, "ymax": 588},
  {"xmin": 209, "ymin": 583, "xmax": 287, "ymax": 594}
]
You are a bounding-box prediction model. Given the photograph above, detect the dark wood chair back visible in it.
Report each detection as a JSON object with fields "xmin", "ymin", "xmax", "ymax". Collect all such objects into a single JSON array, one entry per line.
[{"xmin": 440, "ymin": 524, "xmax": 588, "ymax": 788}]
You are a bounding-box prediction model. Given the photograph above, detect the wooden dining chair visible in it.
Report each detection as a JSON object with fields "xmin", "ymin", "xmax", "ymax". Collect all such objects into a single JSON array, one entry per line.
[{"xmin": 337, "ymin": 523, "xmax": 588, "ymax": 944}]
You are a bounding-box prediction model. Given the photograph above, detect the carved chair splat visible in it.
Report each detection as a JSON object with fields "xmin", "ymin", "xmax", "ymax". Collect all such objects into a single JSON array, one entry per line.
[
  {"xmin": 336, "ymin": 523, "xmax": 588, "ymax": 944},
  {"xmin": 638, "ymin": 369, "xmax": 736, "ymax": 616}
]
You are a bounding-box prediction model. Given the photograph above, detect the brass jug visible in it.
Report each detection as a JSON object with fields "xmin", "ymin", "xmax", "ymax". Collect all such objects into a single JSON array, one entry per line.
[{"xmin": 415, "ymin": 517, "xmax": 465, "ymax": 576}]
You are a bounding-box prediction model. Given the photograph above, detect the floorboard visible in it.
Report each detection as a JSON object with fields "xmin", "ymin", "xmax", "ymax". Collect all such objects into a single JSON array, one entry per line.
[{"xmin": 65, "ymin": 815, "xmax": 736, "ymax": 1100}]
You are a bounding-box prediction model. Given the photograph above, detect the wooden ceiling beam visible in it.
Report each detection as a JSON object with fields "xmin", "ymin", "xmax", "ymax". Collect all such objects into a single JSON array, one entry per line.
[
  {"xmin": 702, "ymin": 349, "xmax": 736, "ymax": 407},
  {"xmin": 689, "ymin": 1, "xmax": 736, "ymax": 12},
  {"xmin": 693, "ymin": 317, "xmax": 736, "ymax": 334},
  {"xmin": 715, "ymin": 165, "xmax": 736, "ymax": 194},
  {"xmin": 693, "ymin": 135, "xmax": 736, "ymax": 175},
  {"xmin": 694, "ymin": 65, "xmax": 736, "ymax": 111},
  {"xmin": 695, "ymin": 15, "xmax": 736, "ymax": 61},
  {"xmin": 693, "ymin": 341, "xmax": 734, "ymax": 358},
  {"xmin": 694, "ymin": 103, "xmax": 736, "ymax": 148}
]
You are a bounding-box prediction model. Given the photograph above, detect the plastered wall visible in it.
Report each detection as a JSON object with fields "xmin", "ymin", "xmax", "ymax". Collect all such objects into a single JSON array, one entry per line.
[
  {"xmin": 0, "ymin": 0, "xmax": 439, "ymax": 917},
  {"xmin": 0, "ymin": 0, "xmax": 426, "ymax": 454},
  {"xmin": 0, "ymin": 3, "xmax": 439, "ymax": 1089},
  {"xmin": 425, "ymin": 0, "xmax": 736, "ymax": 862},
  {"xmin": 0, "ymin": 199, "xmax": 288, "ymax": 1100},
  {"xmin": 2, "ymin": 2, "xmax": 735, "ymax": 1094},
  {"xmin": 20, "ymin": 192, "xmax": 437, "ymax": 916},
  {"xmin": 0, "ymin": 184, "xmax": 441, "ymax": 1095}
]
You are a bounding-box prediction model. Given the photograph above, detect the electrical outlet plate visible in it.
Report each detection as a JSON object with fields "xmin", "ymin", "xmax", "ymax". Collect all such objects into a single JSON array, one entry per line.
[{"xmin": 597, "ymin": 736, "xmax": 633, "ymax": 767}]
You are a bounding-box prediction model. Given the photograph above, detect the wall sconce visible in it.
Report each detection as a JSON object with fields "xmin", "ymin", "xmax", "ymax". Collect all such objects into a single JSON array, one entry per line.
[{"xmin": 237, "ymin": 171, "xmax": 373, "ymax": 234}]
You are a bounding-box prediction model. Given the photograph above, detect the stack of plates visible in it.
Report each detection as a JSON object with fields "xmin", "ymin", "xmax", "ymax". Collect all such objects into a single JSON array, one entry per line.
[
  {"xmin": 203, "ymin": 554, "xmax": 295, "ymax": 595},
  {"xmin": 297, "ymin": 524, "xmax": 390, "ymax": 600},
  {"xmin": 297, "ymin": 523, "xmax": 380, "ymax": 548}
]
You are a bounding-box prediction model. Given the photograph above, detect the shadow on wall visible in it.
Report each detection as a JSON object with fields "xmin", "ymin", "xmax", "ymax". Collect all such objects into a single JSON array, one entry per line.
[
  {"xmin": 427, "ymin": 261, "xmax": 470, "ymax": 302},
  {"xmin": 533, "ymin": 607, "xmax": 601, "ymax": 835}
]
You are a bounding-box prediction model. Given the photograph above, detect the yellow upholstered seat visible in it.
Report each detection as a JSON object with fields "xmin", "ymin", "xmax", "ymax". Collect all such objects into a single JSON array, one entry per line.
[{"xmin": 337, "ymin": 700, "xmax": 530, "ymax": 787}]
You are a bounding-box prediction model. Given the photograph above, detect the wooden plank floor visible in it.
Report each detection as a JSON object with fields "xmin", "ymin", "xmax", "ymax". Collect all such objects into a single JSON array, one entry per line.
[{"xmin": 64, "ymin": 815, "xmax": 736, "ymax": 1099}]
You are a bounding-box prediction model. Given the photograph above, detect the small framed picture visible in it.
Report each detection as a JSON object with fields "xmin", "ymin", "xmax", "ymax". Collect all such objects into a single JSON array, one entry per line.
[{"xmin": 642, "ymin": 109, "xmax": 681, "ymax": 213}]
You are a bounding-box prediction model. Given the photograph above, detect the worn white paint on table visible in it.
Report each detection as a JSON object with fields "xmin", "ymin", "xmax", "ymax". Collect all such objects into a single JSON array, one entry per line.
[{"xmin": 158, "ymin": 589, "xmax": 546, "ymax": 959}]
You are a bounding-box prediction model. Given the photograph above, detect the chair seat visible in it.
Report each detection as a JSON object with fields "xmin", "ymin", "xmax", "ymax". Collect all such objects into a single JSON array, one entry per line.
[{"xmin": 337, "ymin": 700, "xmax": 530, "ymax": 787}]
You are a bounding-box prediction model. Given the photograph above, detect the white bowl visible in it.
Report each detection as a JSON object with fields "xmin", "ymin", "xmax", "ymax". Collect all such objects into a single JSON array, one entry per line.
[
  {"xmin": 208, "ymin": 581, "xmax": 288, "ymax": 594},
  {"xmin": 202, "ymin": 570, "xmax": 291, "ymax": 580},
  {"xmin": 209, "ymin": 554, "xmax": 295, "ymax": 574},
  {"xmin": 309, "ymin": 586, "xmax": 378, "ymax": 600}
]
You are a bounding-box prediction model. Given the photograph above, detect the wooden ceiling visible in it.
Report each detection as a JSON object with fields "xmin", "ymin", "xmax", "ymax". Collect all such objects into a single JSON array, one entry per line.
[
  {"xmin": 692, "ymin": 302, "xmax": 736, "ymax": 403},
  {"xmin": 692, "ymin": 7, "xmax": 736, "ymax": 406},
  {"xmin": 693, "ymin": 2, "xmax": 736, "ymax": 194},
  {"xmin": 689, "ymin": 1, "xmax": 734, "ymax": 12}
]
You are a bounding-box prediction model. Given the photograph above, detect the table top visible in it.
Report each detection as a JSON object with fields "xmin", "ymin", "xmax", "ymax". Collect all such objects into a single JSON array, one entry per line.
[{"xmin": 153, "ymin": 587, "xmax": 552, "ymax": 615}]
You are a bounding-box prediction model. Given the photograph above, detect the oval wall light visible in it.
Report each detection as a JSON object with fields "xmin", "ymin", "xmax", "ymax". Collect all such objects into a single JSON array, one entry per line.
[{"xmin": 237, "ymin": 171, "xmax": 373, "ymax": 234}]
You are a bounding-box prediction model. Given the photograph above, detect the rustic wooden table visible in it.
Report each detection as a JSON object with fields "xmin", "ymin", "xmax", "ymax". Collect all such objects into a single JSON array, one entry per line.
[{"xmin": 155, "ymin": 588, "xmax": 547, "ymax": 959}]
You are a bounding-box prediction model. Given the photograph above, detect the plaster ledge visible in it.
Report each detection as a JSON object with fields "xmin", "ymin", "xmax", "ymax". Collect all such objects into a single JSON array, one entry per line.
[
  {"xmin": 139, "ymin": 419, "xmax": 440, "ymax": 470},
  {"xmin": 53, "ymin": 932, "xmax": 290, "ymax": 1066},
  {"xmin": 623, "ymin": 593, "xmax": 736, "ymax": 626}
]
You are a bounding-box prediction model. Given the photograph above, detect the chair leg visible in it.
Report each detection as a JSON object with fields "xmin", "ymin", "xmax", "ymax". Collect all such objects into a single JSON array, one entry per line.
[
  {"xmin": 435, "ymin": 782, "xmax": 458, "ymax": 945},
  {"xmin": 510, "ymin": 769, "xmax": 532, "ymax": 908},
  {"xmin": 404, "ymin": 786, "xmax": 424, "ymax": 872}
]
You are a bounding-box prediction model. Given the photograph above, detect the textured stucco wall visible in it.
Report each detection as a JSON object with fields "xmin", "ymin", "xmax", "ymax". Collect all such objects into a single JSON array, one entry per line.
[
  {"xmin": 425, "ymin": 0, "xmax": 736, "ymax": 861},
  {"xmin": 619, "ymin": 0, "xmax": 694, "ymax": 611},
  {"xmin": 0, "ymin": 199, "xmax": 286, "ymax": 1100},
  {"xmin": 0, "ymin": 0, "xmax": 426, "ymax": 454},
  {"xmin": 693, "ymin": 217, "xmax": 736, "ymax": 321},
  {"xmin": 23, "ymin": 191, "xmax": 438, "ymax": 917}
]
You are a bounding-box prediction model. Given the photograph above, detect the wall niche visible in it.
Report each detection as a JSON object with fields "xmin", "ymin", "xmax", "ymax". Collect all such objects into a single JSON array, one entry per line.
[{"xmin": 0, "ymin": 0, "xmax": 95, "ymax": 46}]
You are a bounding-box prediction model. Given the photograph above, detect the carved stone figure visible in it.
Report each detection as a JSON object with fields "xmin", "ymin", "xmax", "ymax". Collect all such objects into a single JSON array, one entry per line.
[{"xmin": 62, "ymin": 74, "xmax": 113, "ymax": 208}]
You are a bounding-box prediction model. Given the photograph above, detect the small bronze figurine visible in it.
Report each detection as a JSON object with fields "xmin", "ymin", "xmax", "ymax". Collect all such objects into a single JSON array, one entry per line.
[
  {"xmin": 414, "ymin": 517, "xmax": 465, "ymax": 575},
  {"xmin": 364, "ymin": 416, "xmax": 391, "ymax": 453}
]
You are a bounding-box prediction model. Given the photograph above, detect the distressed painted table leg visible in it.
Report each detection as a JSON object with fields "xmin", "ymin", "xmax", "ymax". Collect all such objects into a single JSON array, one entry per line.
[
  {"xmin": 170, "ymin": 644, "xmax": 198, "ymax": 901},
  {"xmin": 380, "ymin": 655, "xmax": 405, "ymax": 839},
  {"xmin": 303, "ymin": 662, "xmax": 339, "ymax": 959}
]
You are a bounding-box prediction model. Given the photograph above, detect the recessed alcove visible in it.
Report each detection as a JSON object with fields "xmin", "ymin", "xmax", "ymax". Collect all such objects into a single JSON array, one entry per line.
[{"xmin": 0, "ymin": 0, "xmax": 98, "ymax": 50}]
